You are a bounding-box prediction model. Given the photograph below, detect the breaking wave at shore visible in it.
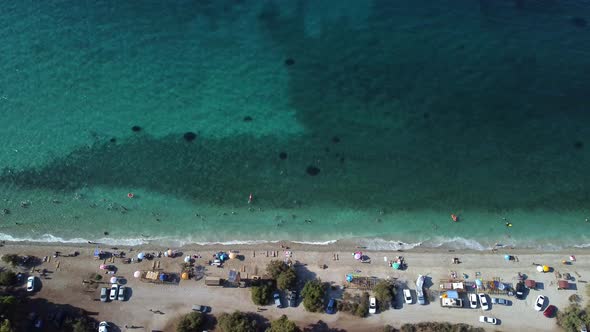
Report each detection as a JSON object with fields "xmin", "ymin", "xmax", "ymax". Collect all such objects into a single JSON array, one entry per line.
[{"xmin": 1, "ymin": 232, "xmax": 586, "ymax": 251}]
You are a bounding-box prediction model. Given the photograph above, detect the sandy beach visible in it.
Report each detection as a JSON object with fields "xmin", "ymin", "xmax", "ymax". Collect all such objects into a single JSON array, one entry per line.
[{"xmin": 1, "ymin": 241, "xmax": 587, "ymax": 331}]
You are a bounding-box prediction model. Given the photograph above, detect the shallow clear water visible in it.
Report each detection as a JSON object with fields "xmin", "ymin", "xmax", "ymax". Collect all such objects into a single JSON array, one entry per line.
[{"xmin": 1, "ymin": 0, "xmax": 589, "ymax": 249}]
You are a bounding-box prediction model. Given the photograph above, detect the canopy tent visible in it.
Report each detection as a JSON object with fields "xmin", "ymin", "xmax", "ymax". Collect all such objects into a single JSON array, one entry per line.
[
  {"xmin": 525, "ymin": 279, "xmax": 536, "ymax": 288},
  {"xmin": 137, "ymin": 252, "xmax": 145, "ymax": 260},
  {"xmin": 134, "ymin": 271, "xmax": 141, "ymax": 278},
  {"xmin": 110, "ymin": 277, "xmax": 118, "ymax": 284},
  {"xmin": 558, "ymin": 280, "xmax": 569, "ymax": 290}
]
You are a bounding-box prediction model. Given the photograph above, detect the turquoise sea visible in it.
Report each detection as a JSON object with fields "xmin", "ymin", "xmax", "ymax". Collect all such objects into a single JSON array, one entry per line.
[{"xmin": 1, "ymin": 0, "xmax": 590, "ymax": 250}]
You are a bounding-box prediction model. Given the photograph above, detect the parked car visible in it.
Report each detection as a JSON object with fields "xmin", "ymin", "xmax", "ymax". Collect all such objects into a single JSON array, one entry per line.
[
  {"xmin": 34, "ymin": 318, "xmax": 43, "ymax": 329},
  {"xmin": 109, "ymin": 284, "xmax": 119, "ymax": 301},
  {"xmin": 192, "ymin": 305, "xmax": 211, "ymax": 313},
  {"xmin": 288, "ymin": 290, "xmax": 298, "ymax": 307},
  {"xmin": 26, "ymin": 276, "xmax": 36, "ymax": 292},
  {"xmin": 100, "ymin": 287, "xmax": 109, "ymax": 302},
  {"xmin": 98, "ymin": 321, "xmax": 110, "ymax": 332},
  {"xmin": 369, "ymin": 296, "xmax": 377, "ymax": 314},
  {"xmin": 543, "ymin": 304, "xmax": 557, "ymax": 318},
  {"xmin": 479, "ymin": 316, "xmax": 497, "ymax": 325},
  {"xmin": 515, "ymin": 282, "xmax": 525, "ymax": 299},
  {"xmin": 326, "ymin": 298, "xmax": 336, "ymax": 314},
  {"xmin": 273, "ymin": 292, "xmax": 282, "ymax": 308},
  {"xmin": 478, "ymin": 293, "xmax": 489, "ymax": 311},
  {"xmin": 117, "ymin": 286, "xmax": 126, "ymax": 301},
  {"xmin": 491, "ymin": 297, "xmax": 511, "ymax": 306},
  {"xmin": 581, "ymin": 323, "xmax": 588, "ymax": 332},
  {"xmin": 403, "ymin": 289, "xmax": 413, "ymax": 304},
  {"xmin": 417, "ymin": 294, "xmax": 426, "ymax": 305},
  {"xmin": 534, "ymin": 295, "xmax": 546, "ymax": 311},
  {"xmin": 469, "ymin": 293, "xmax": 478, "ymax": 309}
]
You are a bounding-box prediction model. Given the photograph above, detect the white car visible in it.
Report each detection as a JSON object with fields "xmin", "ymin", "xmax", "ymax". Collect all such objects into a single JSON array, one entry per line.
[
  {"xmin": 534, "ymin": 295, "xmax": 545, "ymax": 311},
  {"xmin": 98, "ymin": 321, "xmax": 109, "ymax": 332},
  {"xmin": 369, "ymin": 296, "xmax": 377, "ymax": 314},
  {"xmin": 117, "ymin": 286, "xmax": 126, "ymax": 301},
  {"xmin": 403, "ymin": 289, "xmax": 413, "ymax": 304},
  {"xmin": 479, "ymin": 315, "xmax": 497, "ymax": 325},
  {"xmin": 469, "ymin": 293, "xmax": 478, "ymax": 309},
  {"xmin": 478, "ymin": 293, "xmax": 489, "ymax": 311},
  {"xmin": 109, "ymin": 284, "xmax": 118, "ymax": 301},
  {"xmin": 26, "ymin": 276, "xmax": 36, "ymax": 292}
]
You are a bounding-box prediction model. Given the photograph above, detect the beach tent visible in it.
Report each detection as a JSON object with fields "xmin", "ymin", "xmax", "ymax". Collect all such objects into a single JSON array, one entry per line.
[
  {"xmin": 137, "ymin": 252, "xmax": 145, "ymax": 260},
  {"xmin": 392, "ymin": 262, "xmax": 400, "ymax": 270},
  {"xmin": 134, "ymin": 271, "xmax": 141, "ymax": 278},
  {"xmin": 346, "ymin": 274, "xmax": 353, "ymax": 282},
  {"xmin": 543, "ymin": 265, "xmax": 550, "ymax": 272},
  {"xmin": 184, "ymin": 256, "xmax": 191, "ymax": 263},
  {"xmin": 181, "ymin": 272, "xmax": 189, "ymax": 280},
  {"xmin": 110, "ymin": 277, "xmax": 118, "ymax": 284}
]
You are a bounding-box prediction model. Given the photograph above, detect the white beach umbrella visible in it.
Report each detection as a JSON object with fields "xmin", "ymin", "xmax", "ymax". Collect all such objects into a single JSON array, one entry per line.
[
  {"xmin": 134, "ymin": 271, "xmax": 141, "ymax": 278},
  {"xmin": 184, "ymin": 256, "xmax": 191, "ymax": 263},
  {"xmin": 137, "ymin": 252, "xmax": 145, "ymax": 260},
  {"xmin": 110, "ymin": 276, "xmax": 118, "ymax": 284},
  {"xmin": 536, "ymin": 265, "xmax": 543, "ymax": 272}
]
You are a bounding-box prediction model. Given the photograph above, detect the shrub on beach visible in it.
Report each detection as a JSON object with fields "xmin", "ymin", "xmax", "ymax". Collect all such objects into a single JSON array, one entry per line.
[
  {"xmin": 0, "ymin": 271, "xmax": 16, "ymax": 286},
  {"xmin": 0, "ymin": 255, "xmax": 19, "ymax": 267},
  {"xmin": 251, "ymin": 285, "xmax": 272, "ymax": 305},
  {"xmin": 70, "ymin": 317, "xmax": 95, "ymax": 332},
  {"xmin": 176, "ymin": 312, "xmax": 204, "ymax": 332},
  {"xmin": 557, "ymin": 304, "xmax": 590, "ymax": 332},
  {"xmin": 400, "ymin": 322, "xmax": 484, "ymax": 332},
  {"xmin": 337, "ymin": 291, "xmax": 370, "ymax": 317},
  {"xmin": 268, "ymin": 315, "xmax": 300, "ymax": 332},
  {"xmin": 276, "ymin": 268, "xmax": 297, "ymax": 291},
  {"xmin": 266, "ymin": 260, "xmax": 289, "ymax": 279},
  {"xmin": 217, "ymin": 311, "xmax": 257, "ymax": 332},
  {"xmin": 301, "ymin": 279, "xmax": 326, "ymax": 312},
  {"xmin": 373, "ymin": 280, "xmax": 396, "ymax": 310},
  {"xmin": 0, "ymin": 319, "xmax": 13, "ymax": 332}
]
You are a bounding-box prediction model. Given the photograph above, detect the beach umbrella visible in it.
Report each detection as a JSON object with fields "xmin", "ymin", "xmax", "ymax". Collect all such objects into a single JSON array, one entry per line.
[
  {"xmin": 392, "ymin": 262, "xmax": 400, "ymax": 270},
  {"xmin": 570, "ymin": 255, "xmax": 576, "ymax": 261},
  {"xmin": 536, "ymin": 265, "xmax": 543, "ymax": 272},
  {"xmin": 137, "ymin": 252, "xmax": 145, "ymax": 260},
  {"xmin": 110, "ymin": 277, "xmax": 117, "ymax": 284},
  {"xmin": 134, "ymin": 271, "xmax": 141, "ymax": 278},
  {"xmin": 346, "ymin": 274, "xmax": 353, "ymax": 282},
  {"xmin": 181, "ymin": 272, "xmax": 189, "ymax": 280},
  {"xmin": 229, "ymin": 252, "xmax": 237, "ymax": 259},
  {"xmin": 100, "ymin": 264, "xmax": 107, "ymax": 270},
  {"xmin": 184, "ymin": 256, "xmax": 191, "ymax": 263},
  {"xmin": 475, "ymin": 279, "xmax": 483, "ymax": 287},
  {"xmin": 543, "ymin": 265, "xmax": 550, "ymax": 272},
  {"xmin": 504, "ymin": 255, "xmax": 511, "ymax": 261},
  {"xmin": 167, "ymin": 249, "xmax": 173, "ymax": 257},
  {"xmin": 159, "ymin": 274, "xmax": 167, "ymax": 281},
  {"xmin": 354, "ymin": 252, "xmax": 362, "ymax": 260},
  {"xmin": 498, "ymin": 282, "xmax": 506, "ymax": 290}
]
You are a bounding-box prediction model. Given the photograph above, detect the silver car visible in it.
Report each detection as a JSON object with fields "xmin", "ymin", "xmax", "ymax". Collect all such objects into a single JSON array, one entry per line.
[
  {"xmin": 109, "ymin": 284, "xmax": 118, "ymax": 301},
  {"xmin": 117, "ymin": 286, "xmax": 126, "ymax": 301}
]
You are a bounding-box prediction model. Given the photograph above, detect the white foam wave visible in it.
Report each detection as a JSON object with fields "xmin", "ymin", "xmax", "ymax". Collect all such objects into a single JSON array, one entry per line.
[
  {"xmin": 357, "ymin": 238, "xmax": 422, "ymax": 251},
  {"xmin": 0, "ymin": 233, "xmax": 148, "ymax": 246},
  {"xmin": 422, "ymin": 236, "xmax": 490, "ymax": 251},
  {"xmin": 291, "ymin": 240, "xmax": 337, "ymax": 245}
]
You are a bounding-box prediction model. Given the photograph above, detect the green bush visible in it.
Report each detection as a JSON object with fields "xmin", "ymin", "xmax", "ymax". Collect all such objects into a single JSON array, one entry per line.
[
  {"xmin": 266, "ymin": 260, "xmax": 289, "ymax": 279},
  {"xmin": 0, "ymin": 271, "xmax": 16, "ymax": 286},
  {"xmin": 277, "ymin": 268, "xmax": 297, "ymax": 291},
  {"xmin": 176, "ymin": 312, "xmax": 204, "ymax": 332},
  {"xmin": 218, "ymin": 311, "xmax": 257, "ymax": 332},
  {"xmin": 400, "ymin": 322, "xmax": 483, "ymax": 332},
  {"xmin": 268, "ymin": 315, "xmax": 300, "ymax": 332},
  {"xmin": 70, "ymin": 318, "xmax": 94, "ymax": 332},
  {"xmin": 0, "ymin": 255, "xmax": 19, "ymax": 267},
  {"xmin": 0, "ymin": 319, "xmax": 13, "ymax": 332},
  {"xmin": 373, "ymin": 280, "xmax": 395, "ymax": 310},
  {"xmin": 301, "ymin": 279, "xmax": 326, "ymax": 312},
  {"xmin": 251, "ymin": 285, "xmax": 272, "ymax": 305},
  {"xmin": 557, "ymin": 304, "xmax": 590, "ymax": 332},
  {"xmin": 354, "ymin": 292, "xmax": 370, "ymax": 317}
]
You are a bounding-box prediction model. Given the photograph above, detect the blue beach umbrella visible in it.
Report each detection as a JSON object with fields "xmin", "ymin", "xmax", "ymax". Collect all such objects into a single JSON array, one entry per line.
[
  {"xmin": 392, "ymin": 262, "xmax": 400, "ymax": 270},
  {"xmin": 346, "ymin": 274, "xmax": 353, "ymax": 282},
  {"xmin": 504, "ymin": 255, "xmax": 510, "ymax": 261}
]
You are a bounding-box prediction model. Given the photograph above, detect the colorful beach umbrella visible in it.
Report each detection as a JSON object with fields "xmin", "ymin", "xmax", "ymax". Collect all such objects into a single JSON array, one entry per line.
[
  {"xmin": 504, "ymin": 255, "xmax": 511, "ymax": 261},
  {"xmin": 346, "ymin": 274, "xmax": 353, "ymax": 282},
  {"xmin": 134, "ymin": 271, "xmax": 141, "ymax": 278},
  {"xmin": 100, "ymin": 264, "xmax": 107, "ymax": 270},
  {"xmin": 543, "ymin": 265, "xmax": 550, "ymax": 272},
  {"xmin": 354, "ymin": 252, "xmax": 362, "ymax": 260}
]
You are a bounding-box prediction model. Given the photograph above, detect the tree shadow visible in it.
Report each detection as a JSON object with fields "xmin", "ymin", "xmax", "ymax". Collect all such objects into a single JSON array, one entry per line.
[{"xmin": 303, "ymin": 320, "xmax": 346, "ymax": 332}]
